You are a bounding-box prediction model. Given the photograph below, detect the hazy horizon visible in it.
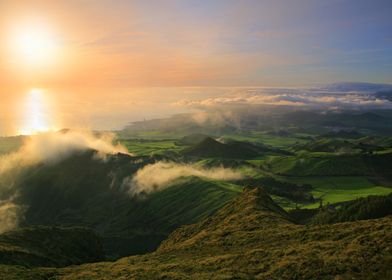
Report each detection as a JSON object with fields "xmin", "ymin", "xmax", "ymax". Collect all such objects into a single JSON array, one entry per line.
[{"xmin": 1, "ymin": 0, "xmax": 392, "ymax": 135}]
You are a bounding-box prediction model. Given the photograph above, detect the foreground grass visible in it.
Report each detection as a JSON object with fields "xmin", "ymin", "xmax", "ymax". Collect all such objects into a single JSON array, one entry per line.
[{"xmin": 1, "ymin": 188, "xmax": 391, "ymax": 279}]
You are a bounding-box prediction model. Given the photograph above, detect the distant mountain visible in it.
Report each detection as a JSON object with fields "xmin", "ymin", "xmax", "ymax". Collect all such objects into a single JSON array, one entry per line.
[
  {"xmin": 375, "ymin": 90, "xmax": 392, "ymax": 101},
  {"xmin": 321, "ymin": 82, "xmax": 392, "ymax": 92}
]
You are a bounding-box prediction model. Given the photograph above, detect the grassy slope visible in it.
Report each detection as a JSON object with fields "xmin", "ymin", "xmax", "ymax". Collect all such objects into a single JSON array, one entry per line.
[
  {"xmin": 2, "ymin": 150, "xmax": 242, "ymax": 257},
  {"xmin": 141, "ymin": 177, "xmax": 242, "ymax": 231},
  {"xmin": 105, "ymin": 177, "xmax": 242, "ymax": 257},
  {"xmin": 1, "ymin": 188, "xmax": 391, "ymax": 279},
  {"xmin": 218, "ymin": 132, "xmax": 308, "ymax": 148},
  {"xmin": 0, "ymin": 226, "xmax": 104, "ymax": 268}
]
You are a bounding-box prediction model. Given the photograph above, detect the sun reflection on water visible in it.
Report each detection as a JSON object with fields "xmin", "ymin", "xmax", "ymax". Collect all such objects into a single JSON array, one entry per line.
[{"xmin": 19, "ymin": 89, "xmax": 54, "ymax": 135}]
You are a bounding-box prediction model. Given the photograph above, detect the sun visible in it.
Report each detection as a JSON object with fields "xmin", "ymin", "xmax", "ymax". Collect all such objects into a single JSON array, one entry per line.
[{"xmin": 12, "ymin": 26, "xmax": 58, "ymax": 67}]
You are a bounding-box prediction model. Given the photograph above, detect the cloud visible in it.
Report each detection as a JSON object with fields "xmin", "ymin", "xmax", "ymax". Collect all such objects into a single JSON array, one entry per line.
[
  {"xmin": 174, "ymin": 86, "xmax": 392, "ymax": 110},
  {"xmin": 123, "ymin": 161, "xmax": 243, "ymax": 196},
  {"xmin": 0, "ymin": 130, "xmax": 130, "ymax": 175}
]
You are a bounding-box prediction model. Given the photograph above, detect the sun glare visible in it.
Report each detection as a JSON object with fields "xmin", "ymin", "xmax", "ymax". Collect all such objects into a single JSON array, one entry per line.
[
  {"xmin": 13, "ymin": 26, "xmax": 58, "ymax": 67},
  {"xmin": 19, "ymin": 89, "xmax": 53, "ymax": 135}
]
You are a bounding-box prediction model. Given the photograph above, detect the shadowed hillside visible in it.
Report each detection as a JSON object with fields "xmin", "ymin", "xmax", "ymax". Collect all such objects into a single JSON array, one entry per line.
[
  {"xmin": 2, "ymin": 187, "xmax": 390, "ymax": 279},
  {"xmin": 0, "ymin": 150, "xmax": 242, "ymax": 258},
  {"xmin": 0, "ymin": 226, "xmax": 103, "ymax": 267},
  {"xmin": 312, "ymin": 193, "xmax": 392, "ymax": 224}
]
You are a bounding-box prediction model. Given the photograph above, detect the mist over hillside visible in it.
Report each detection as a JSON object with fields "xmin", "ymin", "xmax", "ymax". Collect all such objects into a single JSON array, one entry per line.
[{"xmin": 0, "ymin": 130, "xmax": 245, "ymax": 258}]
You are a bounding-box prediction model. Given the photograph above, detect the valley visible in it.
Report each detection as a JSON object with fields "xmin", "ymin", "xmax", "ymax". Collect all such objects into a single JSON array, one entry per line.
[{"xmin": 0, "ymin": 109, "xmax": 391, "ymax": 279}]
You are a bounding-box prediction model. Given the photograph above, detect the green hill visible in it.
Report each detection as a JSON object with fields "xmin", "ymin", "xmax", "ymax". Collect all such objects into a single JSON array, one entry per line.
[
  {"xmin": 321, "ymin": 130, "xmax": 363, "ymax": 139},
  {"xmin": 176, "ymin": 133, "xmax": 210, "ymax": 146},
  {"xmin": 294, "ymin": 138, "xmax": 356, "ymax": 153},
  {"xmin": 355, "ymin": 136, "xmax": 392, "ymax": 148},
  {"xmin": 0, "ymin": 226, "xmax": 103, "ymax": 267},
  {"xmin": 267, "ymin": 152, "xmax": 392, "ymax": 177},
  {"xmin": 2, "ymin": 187, "xmax": 391, "ymax": 279},
  {"xmin": 0, "ymin": 151, "xmax": 242, "ymax": 258},
  {"xmin": 184, "ymin": 137, "xmax": 288, "ymax": 159},
  {"xmin": 267, "ymin": 154, "xmax": 368, "ymax": 176}
]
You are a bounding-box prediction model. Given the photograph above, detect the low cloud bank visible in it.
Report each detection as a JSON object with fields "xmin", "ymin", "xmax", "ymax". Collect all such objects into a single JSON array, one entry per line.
[
  {"xmin": 175, "ymin": 87, "xmax": 392, "ymax": 110},
  {"xmin": 124, "ymin": 161, "xmax": 243, "ymax": 196},
  {"xmin": 0, "ymin": 130, "xmax": 129, "ymax": 175}
]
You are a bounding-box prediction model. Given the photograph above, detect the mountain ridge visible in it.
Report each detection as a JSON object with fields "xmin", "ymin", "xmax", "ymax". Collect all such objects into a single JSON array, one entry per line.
[{"xmin": 0, "ymin": 186, "xmax": 391, "ymax": 279}]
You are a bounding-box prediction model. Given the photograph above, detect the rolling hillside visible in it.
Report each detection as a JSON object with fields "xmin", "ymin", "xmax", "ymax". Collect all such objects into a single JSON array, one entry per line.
[
  {"xmin": 267, "ymin": 152, "xmax": 392, "ymax": 177},
  {"xmin": 1, "ymin": 187, "xmax": 390, "ymax": 279},
  {"xmin": 0, "ymin": 150, "xmax": 242, "ymax": 258}
]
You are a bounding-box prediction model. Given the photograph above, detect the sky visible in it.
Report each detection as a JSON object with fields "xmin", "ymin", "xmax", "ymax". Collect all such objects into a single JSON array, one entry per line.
[{"xmin": 0, "ymin": 0, "xmax": 391, "ymax": 134}]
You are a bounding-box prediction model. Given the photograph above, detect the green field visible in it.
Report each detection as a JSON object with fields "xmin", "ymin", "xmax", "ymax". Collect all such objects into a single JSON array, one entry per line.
[
  {"xmin": 119, "ymin": 130, "xmax": 309, "ymax": 149},
  {"xmin": 120, "ymin": 139, "xmax": 182, "ymax": 156},
  {"xmin": 219, "ymin": 132, "xmax": 309, "ymax": 148},
  {"xmin": 284, "ymin": 176, "xmax": 392, "ymax": 208}
]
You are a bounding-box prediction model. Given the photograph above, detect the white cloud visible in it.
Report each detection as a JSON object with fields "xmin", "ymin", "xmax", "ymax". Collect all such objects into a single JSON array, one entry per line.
[
  {"xmin": 174, "ymin": 87, "xmax": 392, "ymax": 109},
  {"xmin": 0, "ymin": 130, "xmax": 130, "ymax": 175},
  {"xmin": 124, "ymin": 161, "xmax": 243, "ymax": 196}
]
